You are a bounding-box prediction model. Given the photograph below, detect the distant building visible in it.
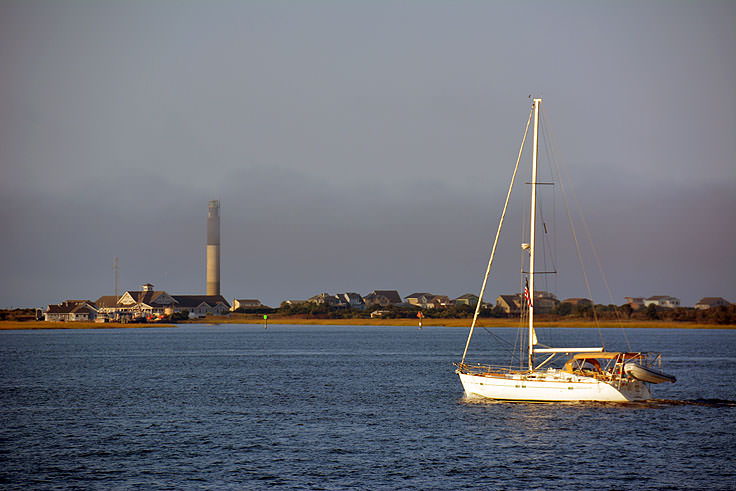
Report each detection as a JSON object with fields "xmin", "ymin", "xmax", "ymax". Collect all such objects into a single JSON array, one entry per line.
[
  {"xmin": 624, "ymin": 297, "xmax": 646, "ymax": 310},
  {"xmin": 454, "ymin": 294, "xmax": 479, "ymax": 307},
  {"xmin": 496, "ymin": 291, "xmax": 558, "ymax": 314},
  {"xmin": 427, "ymin": 295, "xmax": 451, "ymax": 309},
  {"xmin": 45, "ymin": 283, "xmax": 231, "ymax": 322},
  {"xmin": 172, "ymin": 295, "xmax": 231, "ymax": 318},
  {"xmin": 644, "ymin": 296, "xmax": 680, "ymax": 309},
  {"xmin": 336, "ymin": 292, "xmax": 365, "ymax": 310},
  {"xmin": 231, "ymin": 299, "xmax": 263, "ymax": 312},
  {"xmin": 308, "ymin": 292, "xmax": 346, "ymax": 307},
  {"xmin": 532, "ymin": 291, "xmax": 560, "ymax": 313},
  {"xmin": 406, "ymin": 293, "xmax": 434, "ymax": 307},
  {"xmin": 496, "ymin": 294, "xmax": 521, "ymax": 314},
  {"xmin": 363, "ymin": 290, "xmax": 402, "ymax": 307},
  {"xmin": 117, "ymin": 283, "xmax": 177, "ymax": 317},
  {"xmin": 694, "ymin": 297, "xmax": 731, "ymax": 310},
  {"xmin": 405, "ymin": 293, "xmax": 453, "ymax": 309},
  {"xmin": 44, "ymin": 300, "xmax": 98, "ymax": 322}
]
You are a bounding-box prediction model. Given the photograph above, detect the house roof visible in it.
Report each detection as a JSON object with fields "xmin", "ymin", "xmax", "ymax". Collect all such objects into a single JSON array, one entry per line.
[
  {"xmin": 497, "ymin": 294, "xmax": 520, "ymax": 305},
  {"xmin": 121, "ymin": 290, "xmax": 174, "ymax": 306},
  {"xmin": 695, "ymin": 297, "xmax": 730, "ymax": 305},
  {"xmin": 647, "ymin": 295, "xmax": 674, "ymax": 301},
  {"xmin": 366, "ymin": 290, "xmax": 402, "ymax": 304},
  {"xmin": 430, "ymin": 295, "xmax": 450, "ymax": 302},
  {"xmin": 46, "ymin": 300, "xmax": 96, "ymax": 314},
  {"xmin": 172, "ymin": 295, "xmax": 231, "ymax": 308},
  {"xmin": 235, "ymin": 299, "xmax": 261, "ymax": 303},
  {"xmin": 94, "ymin": 296, "xmax": 119, "ymax": 308},
  {"xmin": 455, "ymin": 293, "xmax": 479, "ymax": 300},
  {"xmin": 406, "ymin": 292, "xmax": 432, "ymax": 299}
]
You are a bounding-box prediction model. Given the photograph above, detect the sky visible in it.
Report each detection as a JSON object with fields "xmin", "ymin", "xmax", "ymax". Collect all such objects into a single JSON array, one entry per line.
[{"xmin": 1, "ymin": 1, "xmax": 734, "ymax": 309}]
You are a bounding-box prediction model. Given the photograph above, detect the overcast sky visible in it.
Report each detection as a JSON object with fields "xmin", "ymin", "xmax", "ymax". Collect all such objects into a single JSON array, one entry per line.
[{"xmin": 1, "ymin": 1, "xmax": 734, "ymax": 309}]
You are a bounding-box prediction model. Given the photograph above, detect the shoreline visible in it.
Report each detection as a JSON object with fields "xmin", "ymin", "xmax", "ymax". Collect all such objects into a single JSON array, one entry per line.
[
  {"xmin": 0, "ymin": 321, "xmax": 176, "ymax": 330},
  {"xmin": 201, "ymin": 316, "xmax": 735, "ymax": 329},
  {"xmin": 1, "ymin": 317, "xmax": 733, "ymax": 330}
]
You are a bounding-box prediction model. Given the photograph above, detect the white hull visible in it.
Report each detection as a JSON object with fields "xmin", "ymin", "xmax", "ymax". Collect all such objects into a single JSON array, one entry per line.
[{"xmin": 458, "ymin": 370, "xmax": 652, "ymax": 402}]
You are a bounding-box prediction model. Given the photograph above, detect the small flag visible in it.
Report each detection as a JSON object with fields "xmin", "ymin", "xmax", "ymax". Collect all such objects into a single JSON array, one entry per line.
[{"xmin": 524, "ymin": 280, "xmax": 533, "ymax": 308}]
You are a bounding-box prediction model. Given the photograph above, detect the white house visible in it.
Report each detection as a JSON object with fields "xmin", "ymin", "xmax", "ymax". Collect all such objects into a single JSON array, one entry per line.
[
  {"xmin": 231, "ymin": 299, "xmax": 263, "ymax": 311},
  {"xmin": 644, "ymin": 296, "xmax": 681, "ymax": 308},
  {"xmin": 44, "ymin": 300, "xmax": 98, "ymax": 322}
]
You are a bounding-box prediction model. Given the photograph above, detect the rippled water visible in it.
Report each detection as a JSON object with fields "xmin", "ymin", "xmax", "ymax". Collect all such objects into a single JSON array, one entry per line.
[{"xmin": 1, "ymin": 325, "xmax": 734, "ymax": 489}]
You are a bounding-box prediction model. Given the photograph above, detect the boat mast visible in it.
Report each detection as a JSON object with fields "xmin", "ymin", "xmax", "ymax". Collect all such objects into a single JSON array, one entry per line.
[{"xmin": 528, "ymin": 98, "xmax": 541, "ymax": 371}]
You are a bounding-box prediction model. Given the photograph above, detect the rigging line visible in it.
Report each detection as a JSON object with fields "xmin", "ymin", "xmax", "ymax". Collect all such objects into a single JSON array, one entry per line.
[
  {"xmin": 541, "ymin": 105, "xmax": 631, "ymax": 350},
  {"xmin": 461, "ymin": 105, "xmax": 534, "ymax": 365},
  {"xmin": 539, "ymin": 117, "xmax": 560, "ymax": 290},
  {"xmin": 479, "ymin": 325, "xmax": 515, "ymax": 348},
  {"xmin": 539, "ymin": 105, "xmax": 606, "ymax": 350}
]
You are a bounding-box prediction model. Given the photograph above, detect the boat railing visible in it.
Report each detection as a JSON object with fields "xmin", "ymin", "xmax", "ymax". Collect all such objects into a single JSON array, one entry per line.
[{"xmin": 455, "ymin": 362, "xmax": 529, "ymax": 376}]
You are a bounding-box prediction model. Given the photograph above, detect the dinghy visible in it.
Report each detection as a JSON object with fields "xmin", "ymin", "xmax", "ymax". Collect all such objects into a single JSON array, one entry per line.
[{"xmin": 625, "ymin": 362, "xmax": 677, "ymax": 384}]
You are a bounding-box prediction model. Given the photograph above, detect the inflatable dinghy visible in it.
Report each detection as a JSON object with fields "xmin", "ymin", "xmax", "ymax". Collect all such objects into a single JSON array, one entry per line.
[{"xmin": 624, "ymin": 362, "xmax": 677, "ymax": 384}]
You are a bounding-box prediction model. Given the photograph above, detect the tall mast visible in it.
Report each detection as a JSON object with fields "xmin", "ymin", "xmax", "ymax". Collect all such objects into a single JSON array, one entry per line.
[{"xmin": 528, "ymin": 98, "xmax": 541, "ymax": 371}]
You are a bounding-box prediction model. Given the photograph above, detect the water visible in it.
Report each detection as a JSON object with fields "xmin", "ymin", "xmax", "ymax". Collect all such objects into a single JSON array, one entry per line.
[{"xmin": 1, "ymin": 325, "xmax": 734, "ymax": 490}]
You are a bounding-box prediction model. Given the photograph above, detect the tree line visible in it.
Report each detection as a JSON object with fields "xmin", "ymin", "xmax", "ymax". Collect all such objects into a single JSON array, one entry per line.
[{"xmin": 232, "ymin": 302, "xmax": 736, "ymax": 325}]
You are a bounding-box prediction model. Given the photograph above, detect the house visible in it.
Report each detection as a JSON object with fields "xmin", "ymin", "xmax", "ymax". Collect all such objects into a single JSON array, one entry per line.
[
  {"xmin": 117, "ymin": 283, "xmax": 178, "ymax": 317},
  {"xmin": 172, "ymin": 295, "xmax": 231, "ymax": 318},
  {"xmin": 406, "ymin": 293, "xmax": 434, "ymax": 307},
  {"xmin": 624, "ymin": 297, "xmax": 646, "ymax": 310},
  {"xmin": 363, "ymin": 290, "xmax": 402, "ymax": 307},
  {"xmin": 694, "ymin": 297, "xmax": 731, "ymax": 310},
  {"xmin": 496, "ymin": 294, "xmax": 521, "ymax": 314},
  {"xmin": 644, "ymin": 296, "xmax": 680, "ymax": 309},
  {"xmin": 532, "ymin": 291, "xmax": 560, "ymax": 313},
  {"xmin": 427, "ymin": 295, "xmax": 451, "ymax": 309},
  {"xmin": 404, "ymin": 293, "xmax": 452, "ymax": 309},
  {"xmin": 44, "ymin": 300, "xmax": 98, "ymax": 322},
  {"xmin": 308, "ymin": 292, "xmax": 346, "ymax": 307},
  {"xmin": 231, "ymin": 299, "xmax": 263, "ymax": 312},
  {"xmin": 94, "ymin": 296, "xmax": 120, "ymax": 314},
  {"xmin": 336, "ymin": 292, "xmax": 365, "ymax": 309},
  {"xmin": 454, "ymin": 294, "xmax": 479, "ymax": 307},
  {"xmin": 496, "ymin": 291, "xmax": 558, "ymax": 314}
]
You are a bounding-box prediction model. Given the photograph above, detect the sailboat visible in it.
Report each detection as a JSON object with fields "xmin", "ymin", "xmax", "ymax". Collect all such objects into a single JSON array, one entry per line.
[{"xmin": 456, "ymin": 98, "xmax": 675, "ymax": 402}]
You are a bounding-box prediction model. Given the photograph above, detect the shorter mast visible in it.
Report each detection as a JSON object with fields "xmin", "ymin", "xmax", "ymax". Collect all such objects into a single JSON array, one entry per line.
[{"xmin": 528, "ymin": 98, "xmax": 541, "ymax": 371}]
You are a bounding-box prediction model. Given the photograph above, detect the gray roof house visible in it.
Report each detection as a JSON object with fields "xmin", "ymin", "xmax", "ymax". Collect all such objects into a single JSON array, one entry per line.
[
  {"xmin": 694, "ymin": 297, "xmax": 731, "ymax": 310},
  {"xmin": 496, "ymin": 294, "xmax": 521, "ymax": 314},
  {"xmin": 172, "ymin": 295, "xmax": 231, "ymax": 317},
  {"xmin": 454, "ymin": 294, "xmax": 479, "ymax": 307},
  {"xmin": 363, "ymin": 290, "xmax": 402, "ymax": 306}
]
